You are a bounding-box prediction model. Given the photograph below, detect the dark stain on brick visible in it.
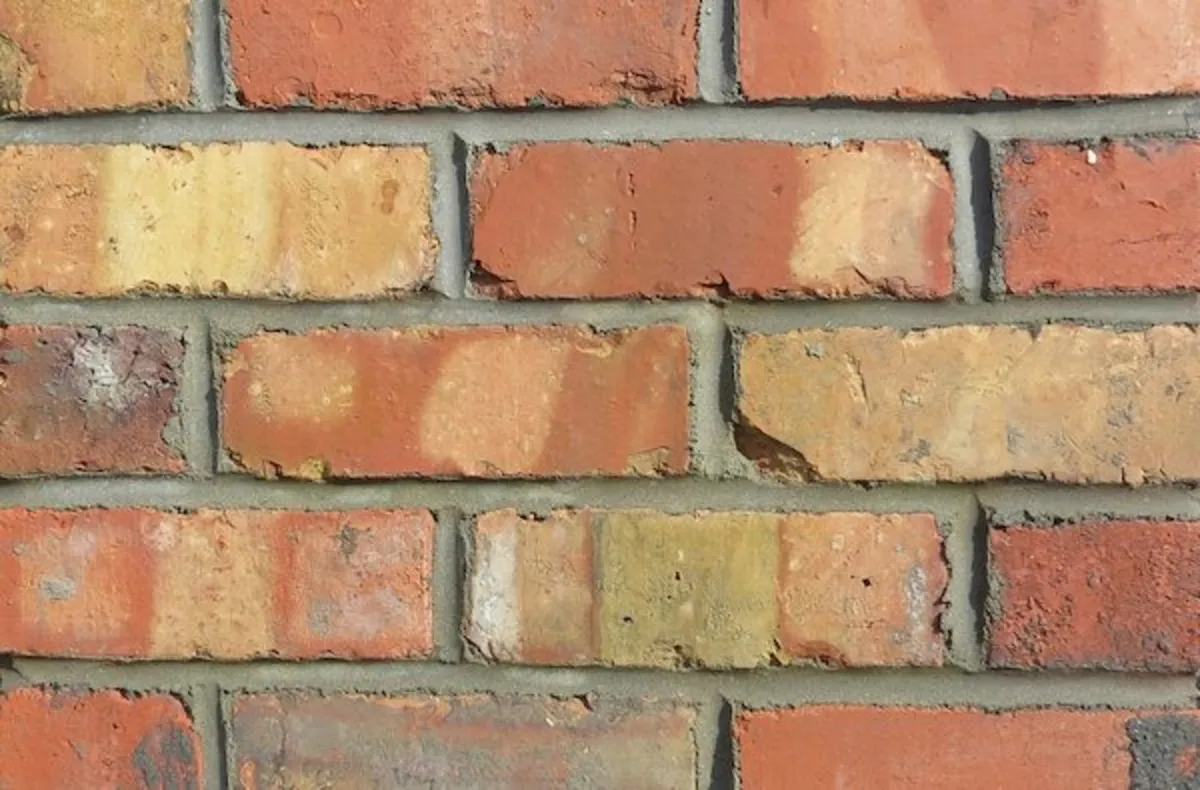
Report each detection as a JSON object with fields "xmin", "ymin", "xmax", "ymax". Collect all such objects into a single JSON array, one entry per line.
[
  {"xmin": 132, "ymin": 722, "xmax": 200, "ymax": 790},
  {"xmin": 1128, "ymin": 715, "xmax": 1200, "ymax": 790}
]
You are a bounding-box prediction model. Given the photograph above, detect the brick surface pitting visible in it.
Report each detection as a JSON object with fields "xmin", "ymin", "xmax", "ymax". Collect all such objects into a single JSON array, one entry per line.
[
  {"xmin": 231, "ymin": 693, "xmax": 695, "ymax": 789},
  {"xmin": 0, "ymin": 144, "xmax": 435, "ymax": 298},
  {"xmin": 222, "ymin": 326, "xmax": 690, "ymax": 480},
  {"xmin": 227, "ymin": 0, "xmax": 698, "ymax": 108},
  {"xmin": 0, "ymin": 508, "xmax": 435, "ymax": 660},
  {"xmin": 0, "ymin": 689, "xmax": 201, "ymax": 789},
  {"xmin": 471, "ymin": 141, "xmax": 953, "ymax": 299},
  {"xmin": 989, "ymin": 521, "xmax": 1200, "ymax": 671},
  {"xmin": 738, "ymin": 324, "xmax": 1200, "ymax": 484},
  {"xmin": 0, "ymin": 326, "xmax": 184, "ymax": 476},
  {"xmin": 467, "ymin": 509, "xmax": 946, "ymax": 668}
]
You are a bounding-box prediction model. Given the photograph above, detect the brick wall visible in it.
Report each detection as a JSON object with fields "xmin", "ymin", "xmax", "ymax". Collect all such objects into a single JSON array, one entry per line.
[{"xmin": 1, "ymin": 2, "xmax": 1199, "ymax": 788}]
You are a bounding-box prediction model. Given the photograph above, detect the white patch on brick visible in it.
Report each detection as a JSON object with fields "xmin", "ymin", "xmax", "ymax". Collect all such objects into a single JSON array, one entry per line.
[{"xmin": 466, "ymin": 527, "xmax": 520, "ymax": 660}]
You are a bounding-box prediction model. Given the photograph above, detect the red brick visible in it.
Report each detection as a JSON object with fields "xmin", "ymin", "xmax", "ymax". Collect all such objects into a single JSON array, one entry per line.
[
  {"xmin": 0, "ymin": 326, "xmax": 183, "ymax": 476},
  {"xmin": 1001, "ymin": 140, "xmax": 1200, "ymax": 294},
  {"xmin": 0, "ymin": 0, "xmax": 190, "ymax": 113},
  {"xmin": 221, "ymin": 326, "xmax": 689, "ymax": 480},
  {"xmin": 227, "ymin": 0, "xmax": 697, "ymax": 109},
  {"xmin": 736, "ymin": 706, "xmax": 1200, "ymax": 790},
  {"xmin": 740, "ymin": 0, "xmax": 1200, "ymax": 100},
  {"xmin": 472, "ymin": 141, "xmax": 953, "ymax": 299},
  {"xmin": 989, "ymin": 521, "xmax": 1200, "ymax": 671},
  {"xmin": 0, "ymin": 508, "xmax": 434, "ymax": 660},
  {"xmin": 0, "ymin": 688, "xmax": 201, "ymax": 789},
  {"xmin": 231, "ymin": 693, "xmax": 695, "ymax": 789}
]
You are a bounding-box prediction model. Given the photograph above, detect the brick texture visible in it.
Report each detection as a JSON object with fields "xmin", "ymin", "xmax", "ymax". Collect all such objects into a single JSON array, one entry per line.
[
  {"xmin": 738, "ymin": 324, "xmax": 1200, "ymax": 484},
  {"xmin": 0, "ymin": 326, "xmax": 184, "ymax": 476},
  {"xmin": 989, "ymin": 521, "xmax": 1200, "ymax": 671},
  {"xmin": 1000, "ymin": 140, "xmax": 1200, "ymax": 294},
  {"xmin": 471, "ymin": 141, "xmax": 953, "ymax": 299},
  {"xmin": 226, "ymin": 0, "xmax": 698, "ymax": 109},
  {"xmin": 466, "ymin": 509, "xmax": 946, "ymax": 668},
  {"xmin": 736, "ymin": 706, "xmax": 1200, "ymax": 790},
  {"xmin": 0, "ymin": 508, "xmax": 434, "ymax": 660},
  {"xmin": 0, "ymin": 144, "xmax": 435, "ymax": 298},
  {"xmin": 740, "ymin": 0, "xmax": 1200, "ymax": 101},
  {"xmin": 230, "ymin": 693, "xmax": 695, "ymax": 789},
  {"xmin": 0, "ymin": 688, "xmax": 201, "ymax": 789},
  {"xmin": 0, "ymin": 0, "xmax": 190, "ymax": 114},
  {"xmin": 221, "ymin": 326, "xmax": 690, "ymax": 480}
]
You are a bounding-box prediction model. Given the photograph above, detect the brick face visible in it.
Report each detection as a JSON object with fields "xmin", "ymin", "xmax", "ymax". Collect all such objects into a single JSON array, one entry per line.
[
  {"xmin": 230, "ymin": 693, "xmax": 695, "ymax": 789},
  {"xmin": 0, "ymin": 144, "xmax": 435, "ymax": 299},
  {"xmin": 989, "ymin": 521, "xmax": 1200, "ymax": 671},
  {"xmin": 740, "ymin": 0, "xmax": 1200, "ymax": 100},
  {"xmin": 221, "ymin": 326, "xmax": 690, "ymax": 480},
  {"xmin": 227, "ymin": 0, "xmax": 698, "ymax": 109},
  {"xmin": 1000, "ymin": 140, "xmax": 1200, "ymax": 294},
  {"xmin": 466, "ymin": 509, "xmax": 946, "ymax": 668},
  {"xmin": 0, "ymin": 508, "xmax": 435, "ymax": 660},
  {"xmin": 0, "ymin": 689, "xmax": 202, "ymax": 790},
  {"xmin": 0, "ymin": 326, "xmax": 184, "ymax": 476},
  {"xmin": 471, "ymin": 141, "xmax": 953, "ymax": 299},
  {"xmin": 738, "ymin": 324, "xmax": 1200, "ymax": 484}
]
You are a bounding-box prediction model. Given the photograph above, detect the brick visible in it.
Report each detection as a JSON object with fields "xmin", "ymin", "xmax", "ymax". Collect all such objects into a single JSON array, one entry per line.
[
  {"xmin": 0, "ymin": 0, "xmax": 189, "ymax": 114},
  {"xmin": 989, "ymin": 521, "xmax": 1200, "ymax": 671},
  {"xmin": 0, "ymin": 688, "xmax": 201, "ymax": 789},
  {"xmin": 1000, "ymin": 140, "xmax": 1200, "ymax": 294},
  {"xmin": 230, "ymin": 693, "xmax": 694, "ymax": 789},
  {"xmin": 466, "ymin": 509, "xmax": 945, "ymax": 668},
  {"xmin": 0, "ymin": 508, "xmax": 434, "ymax": 659},
  {"xmin": 740, "ymin": 0, "xmax": 1200, "ymax": 101},
  {"xmin": 738, "ymin": 324, "xmax": 1200, "ymax": 485},
  {"xmin": 222, "ymin": 326, "xmax": 689, "ymax": 480},
  {"xmin": 227, "ymin": 0, "xmax": 697, "ymax": 109},
  {"xmin": 0, "ymin": 144, "xmax": 434, "ymax": 299},
  {"xmin": 0, "ymin": 326, "xmax": 183, "ymax": 476},
  {"xmin": 471, "ymin": 141, "xmax": 953, "ymax": 299},
  {"xmin": 735, "ymin": 706, "xmax": 1200, "ymax": 790}
]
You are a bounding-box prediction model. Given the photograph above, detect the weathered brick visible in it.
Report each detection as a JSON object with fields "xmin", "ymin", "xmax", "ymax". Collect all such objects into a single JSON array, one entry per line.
[
  {"xmin": 466, "ymin": 509, "xmax": 945, "ymax": 668},
  {"xmin": 230, "ymin": 693, "xmax": 694, "ymax": 789},
  {"xmin": 1000, "ymin": 140, "xmax": 1200, "ymax": 294},
  {"xmin": 740, "ymin": 0, "xmax": 1200, "ymax": 100},
  {"xmin": 0, "ymin": 0, "xmax": 189, "ymax": 114},
  {"xmin": 222, "ymin": 326, "xmax": 689, "ymax": 480},
  {"xmin": 738, "ymin": 324, "xmax": 1200, "ymax": 485},
  {"xmin": 227, "ymin": 0, "xmax": 697, "ymax": 109},
  {"xmin": 0, "ymin": 688, "xmax": 201, "ymax": 789},
  {"xmin": 0, "ymin": 144, "xmax": 434, "ymax": 299},
  {"xmin": 0, "ymin": 326, "xmax": 183, "ymax": 476},
  {"xmin": 0, "ymin": 508, "xmax": 434, "ymax": 659},
  {"xmin": 736, "ymin": 706, "xmax": 1200, "ymax": 790},
  {"xmin": 989, "ymin": 521, "xmax": 1200, "ymax": 671},
  {"xmin": 471, "ymin": 141, "xmax": 953, "ymax": 299}
]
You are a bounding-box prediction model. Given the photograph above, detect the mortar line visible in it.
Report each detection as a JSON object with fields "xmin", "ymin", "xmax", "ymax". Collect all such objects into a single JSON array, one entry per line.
[
  {"xmin": 949, "ymin": 127, "xmax": 984, "ymax": 302},
  {"xmin": 183, "ymin": 318, "xmax": 217, "ymax": 477},
  {"xmin": 190, "ymin": 0, "xmax": 226, "ymax": 110},
  {"xmin": 697, "ymin": 0, "xmax": 736, "ymax": 103},
  {"xmin": 192, "ymin": 683, "xmax": 227, "ymax": 790},
  {"xmin": 696, "ymin": 694, "xmax": 735, "ymax": 790},
  {"xmin": 430, "ymin": 132, "xmax": 468, "ymax": 298},
  {"xmin": 433, "ymin": 509, "xmax": 466, "ymax": 663},
  {"xmin": 942, "ymin": 495, "xmax": 985, "ymax": 671},
  {"xmin": 685, "ymin": 304, "xmax": 735, "ymax": 478}
]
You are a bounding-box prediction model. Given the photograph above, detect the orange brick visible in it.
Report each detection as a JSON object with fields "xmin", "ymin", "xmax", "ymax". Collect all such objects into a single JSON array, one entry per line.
[
  {"xmin": 221, "ymin": 326, "xmax": 690, "ymax": 480},
  {"xmin": 0, "ymin": 509, "xmax": 434, "ymax": 659},
  {"xmin": 472, "ymin": 141, "xmax": 953, "ymax": 299}
]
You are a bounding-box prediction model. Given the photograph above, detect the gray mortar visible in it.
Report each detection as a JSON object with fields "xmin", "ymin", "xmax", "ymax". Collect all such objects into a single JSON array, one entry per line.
[{"xmin": 190, "ymin": 0, "xmax": 225, "ymax": 111}]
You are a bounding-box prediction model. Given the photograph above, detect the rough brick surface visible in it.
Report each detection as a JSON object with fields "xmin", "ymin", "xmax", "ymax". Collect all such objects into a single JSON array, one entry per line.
[
  {"xmin": 0, "ymin": 689, "xmax": 201, "ymax": 789},
  {"xmin": 738, "ymin": 324, "xmax": 1200, "ymax": 484},
  {"xmin": 0, "ymin": 326, "xmax": 183, "ymax": 476},
  {"xmin": 0, "ymin": 144, "xmax": 434, "ymax": 298},
  {"xmin": 0, "ymin": 0, "xmax": 190, "ymax": 114},
  {"xmin": 222, "ymin": 326, "xmax": 689, "ymax": 480},
  {"xmin": 1000, "ymin": 140, "xmax": 1200, "ymax": 294},
  {"xmin": 467, "ymin": 509, "xmax": 945, "ymax": 668},
  {"xmin": 471, "ymin": 141, "xmax": 953, "ymax": 299},
  {"xmin": 231, "ymin": 693, "xmax": 695, "ymax": 789},
  {"xmin": 0, "ymin": 508, "xmax": 434, "ymax": 660},
  {"xmin": 740, "ymin": 0, "xmax": 1200, "ymax": 100},
  {"xmin": 737, "ymin": 706, "xmax": 1200, "ymax": 790},
  {"xmin": 227, "ymin": 0, "xmax": 698, "ymax": 109},
  {"xmin": 989, "ymin": 521, "xmax": 1200, "ymax": 671}
]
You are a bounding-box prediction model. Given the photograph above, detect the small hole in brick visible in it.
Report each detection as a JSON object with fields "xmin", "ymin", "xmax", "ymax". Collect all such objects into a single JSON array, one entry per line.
[
  {"xmin": 622, "ymin": 616, "xmax": 634, "ymax": 625},
  {"xmin": 861, "ymin": 578, "xmax": 872, "ymax": 588}
]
